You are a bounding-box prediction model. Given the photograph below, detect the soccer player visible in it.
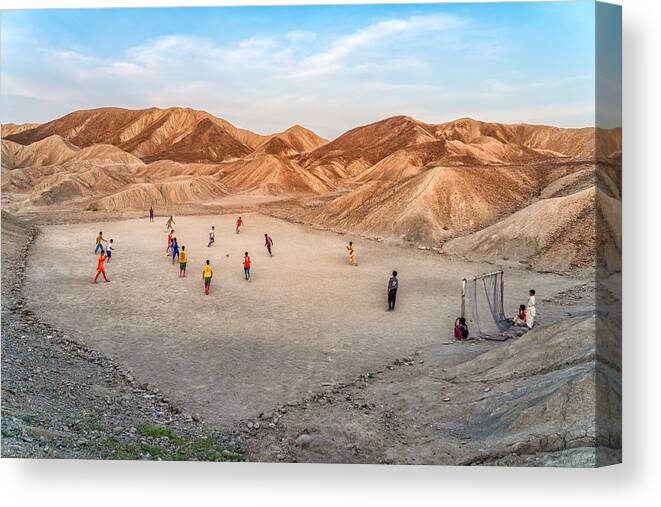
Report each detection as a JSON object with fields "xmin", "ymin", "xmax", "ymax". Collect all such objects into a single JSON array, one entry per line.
[
  {"xmin": 387, "ymin": 270, "xmax": 398, "ymax": 310},
  {"xmin": 208, "ymin": 226, "xmax": 215, "ymax": 247},
  {"xmin": 149, "ymin": 206, "xmax": 154, "ymax": 222},
  {"xmin": 106, "ymin": 239, "xmax": 114, "ymax": 263},
  {"xmin": 94, "ymin": 250, "xmax": 110, "ymax": 283},
  {"xmin": 235, "ymin": 216, "xmax": 244, "ymax": 234},
  {"xmin": 165, "ymin": 215, "xmax": 175, "ymax": 230},
  {"xmin": 171, "ymin": 237, "xmax": 180, "ymax": 264},
  {"xmin": 179, "ymin": 246, "xmax": 188, "ymax": 277},
  {"xmin": 346, "ymin": 241, "xmax": 358, "ymax": 266},
  {"xmin": 166, "ymin": 229, "xmax": 174, "ymax": 256},
  {"xmin": 94, "ymin": 231, "xmax": 107, "ymax": 254},
  {"xmin": 202, "ymin": 260, "xmax": 213, "ymax": 295},
  {"xmin": 243, "ymin": 252, "xmax": 251, "ymax": 281},
  {"xmin": 264, "ymin": 233, "xmax": 274, "ymax": 257}
]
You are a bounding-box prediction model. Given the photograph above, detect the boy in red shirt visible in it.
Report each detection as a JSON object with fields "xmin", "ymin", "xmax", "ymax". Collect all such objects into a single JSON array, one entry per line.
[
  {"xmin": 235, "ymin": 217, "xmax": 244, "ymax": 234},
  {"xmin": 166, "ymin": 229, "xmax": 174, "ymax": 256},
  {"xmin": 243, "ymin": 251, "xmax": 251, "ymax": 281},
  {"xmin": 513, "ymin": 304, "xmax": 527, "ymax": 326},
  {"xmin": 453, "ymin": 317, "xmax": 468, "ymax": 341}
]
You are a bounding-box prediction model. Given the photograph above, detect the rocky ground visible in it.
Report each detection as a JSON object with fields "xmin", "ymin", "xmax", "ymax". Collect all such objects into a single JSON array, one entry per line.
[
  {"xmin": 1, "ymin": 211, "xmax": 243, "ymax": 461},
  {"xmin": 241, "ymin": 314, "xmax": 621, "ymax": 466}
]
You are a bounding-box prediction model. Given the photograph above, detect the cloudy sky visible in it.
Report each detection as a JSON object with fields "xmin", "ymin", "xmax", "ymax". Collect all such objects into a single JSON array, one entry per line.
[{"xmin": 1, "ymin": 2, "xmax": 617, "ymax": 138}]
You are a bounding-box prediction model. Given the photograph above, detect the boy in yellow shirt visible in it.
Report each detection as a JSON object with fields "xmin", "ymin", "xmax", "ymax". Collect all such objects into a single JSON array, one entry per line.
[
  {"xmin": 346, "ymin": 241, "xmax": 358, "ymax": 266},
  {"xmin": 95, "ymin": 231, "xmax": 107, "ymax": 254},
  {"xmin": 202, "ymin": 259, "xmax": 213, "ymax": 295},
  {"xmin": 179, "ymin": 246, "xmax": 188, "ymax": 277}
]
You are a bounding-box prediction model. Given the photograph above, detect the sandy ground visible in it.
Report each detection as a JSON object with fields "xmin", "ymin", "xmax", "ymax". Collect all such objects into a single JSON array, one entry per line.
[{"xmin": 25, "ymin": 213, "xmax": 582, "ymax": 429}]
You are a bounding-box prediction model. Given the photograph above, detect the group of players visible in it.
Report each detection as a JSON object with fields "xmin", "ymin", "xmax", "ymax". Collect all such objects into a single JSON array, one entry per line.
[
  {"xmin": 93, "ymin": 232, "xmax": 113, "ymax": 283},
  {"xmin": 92, "ymin": 209, "xmax": 401, "ymax": 313},
  {"xmin": 160, "ymin": 214, "xmax": 273, "ymax": 294},
  {"xmin": 94, "ymin": 211, "xmax": 276, "ymax": 295},
  {"xmin": 92, "ymin": 208, "xmax": 534, "ymax": 340}
]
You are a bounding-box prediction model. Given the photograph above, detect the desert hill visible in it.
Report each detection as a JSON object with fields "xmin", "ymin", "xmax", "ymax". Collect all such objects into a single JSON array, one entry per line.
[
  {"xmin": 2, "ymin": 122, "xmax": 41, "ymax": 137},
  {"xmin": 299, "ymin": 165, "xmax": 539, "ymax": 244},
  {"xmin": 440, "ymin": 187, "xmax": 620, "ymax": 272},
  {"xmin": 301, "ymin": 116, "xmax": 438, "ymax": 171},
  {"xmin": 4, "ymin": 107, "xmax": 326, "ymax": 163},
  {"xmin": 286, "ymin": 115, "xmax": 620, "ymax": 272},
  {"xmin": 132, "ymin": 160, "xmax": 225, "ymax": 178},
  {"xmin": 221, "ymin": 154, "xmax": 334, "ymax": 195},
  {"xmin": 299, "ymin": 116, "xmax": 621, "ymax": 177},
  {"xmin": 87, "ymin": 177, "xmax": 230, "ymax": 211},
  {"xmin": 138, "ymin": 118, "xmax": 253, "ymax": 163},
  {"xmin": 432, "ymin": 118, "xmax": 617, "ymax": 160},
  {"xmin": 0, "ymin": 131, "xmax": 232, "ymax": 209},
  {"xmin": 1, "ymin": 135, "xmax": 145, "ymax": 205},
  {"xmin": 2, "ymin": 107, "xmax": 621, "ymax": 272},
  {"xmin": 2, "ymin": 135, "xmax": 143, "ymax": 169},
  {"xmin": 290, "ymin": 161, "xmax": 621, "ymax": 272},
  {"xmin": 255, "ymin": 125, "xmax": 328, "ymax": 156}
]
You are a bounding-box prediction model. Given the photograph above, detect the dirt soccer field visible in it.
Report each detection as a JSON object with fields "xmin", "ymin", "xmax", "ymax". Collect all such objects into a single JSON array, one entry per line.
[{"xmin": 24, "ymin": 213, "xmax": 580, "ymax": 428}]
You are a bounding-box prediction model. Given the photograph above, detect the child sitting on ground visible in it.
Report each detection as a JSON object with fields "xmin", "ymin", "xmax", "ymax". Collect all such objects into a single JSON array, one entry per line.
[
  {"xmin": 454, "ymin": 317, "xmax": 469, "ymax": 341},
  {"xmin": 513, "ymin": 304, "xmax": 527, "ymax": 326}
]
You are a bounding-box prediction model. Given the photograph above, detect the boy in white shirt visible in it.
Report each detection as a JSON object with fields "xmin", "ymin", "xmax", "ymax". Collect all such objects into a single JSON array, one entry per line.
[
  {"xmin": 526, "ymin": 289, "xmax": 536, "ymax": 328},
  {"xmin": 106, "ymin": 239, "xmax": 114, "ymax": 262}
]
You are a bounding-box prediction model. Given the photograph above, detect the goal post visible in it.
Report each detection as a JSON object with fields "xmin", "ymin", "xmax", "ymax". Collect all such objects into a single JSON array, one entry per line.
[{"xmin": 460, "ymin": 270, "xmax": 510, "ymax": 338}]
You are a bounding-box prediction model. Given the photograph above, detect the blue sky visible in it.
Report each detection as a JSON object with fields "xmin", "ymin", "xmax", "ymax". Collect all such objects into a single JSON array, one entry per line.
[{"xmin": 1, "ymin": 2, "xmax": 618, "ymax": 138}]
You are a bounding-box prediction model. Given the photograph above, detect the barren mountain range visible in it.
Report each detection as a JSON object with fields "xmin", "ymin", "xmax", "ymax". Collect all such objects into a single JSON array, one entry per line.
[{"xmin": 1, "ymin": 106, "xmax": 621, "ymax": 272}]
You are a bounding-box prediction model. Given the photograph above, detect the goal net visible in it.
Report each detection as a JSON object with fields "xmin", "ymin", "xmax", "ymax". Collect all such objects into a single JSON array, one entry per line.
[{"xmin": 461, "ymin": 270, "xmax": 511, "ymax": 338}]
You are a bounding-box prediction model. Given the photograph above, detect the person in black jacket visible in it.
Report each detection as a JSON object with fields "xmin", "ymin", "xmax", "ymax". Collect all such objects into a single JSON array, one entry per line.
[{"xmin": 387, "ymin": 270, "xmax": 398, "ymax": 311}]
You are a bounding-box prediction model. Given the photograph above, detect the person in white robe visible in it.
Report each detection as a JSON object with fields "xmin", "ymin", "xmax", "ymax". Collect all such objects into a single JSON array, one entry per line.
[{"xmin": 526, "ymin": 289, "xmax": 536, "ymax": 328}]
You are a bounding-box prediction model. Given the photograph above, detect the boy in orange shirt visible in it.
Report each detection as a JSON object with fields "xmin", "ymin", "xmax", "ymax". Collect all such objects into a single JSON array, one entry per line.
[{"xmin": 94, "ymin": 251, "xmax": 110, "ymax": 283}]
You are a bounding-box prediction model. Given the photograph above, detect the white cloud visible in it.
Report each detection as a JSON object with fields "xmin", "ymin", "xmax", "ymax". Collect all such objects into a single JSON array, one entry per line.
[
  {"xmin": 105, "ymin": 61, "xmax": 155, "ymax": 78},
  {"xmin": 285, "ymin": 31, "xmax": 316, "ymax": 43},
  {"xmin": 361, "ymin": 81, "xmax": 441, "ymax": 93},
  {"xmin": 1, "ymin": 74, "xmax": 64, "ymax": 102},
  {"xmin": 127, "ymin": 35, "xmax": 213, "ymax": 68},
  {"xmin": 472, "ymin": 101, "xmax": 595, "ymax": 126},
  {"xmin": 49, "ymin": 49, "xmax": 99, "ymax": 64},
  {"xmin": 238, "ymin": 36, "xmax": 276, "ymax": 50},
  {"xmin": 123, "ymin": 34, "xmax": 280, "ymax": 69},
  {"xmin": 483, "ymin": 75, "xmax": 593, "ymax": 95},
  {"xmin": 354, "ymin": 57, "xmax": 426, "ymax": 73},
  {"xmin": 290, "ymin": 14, "xmax": 462, "ymax": 78}
]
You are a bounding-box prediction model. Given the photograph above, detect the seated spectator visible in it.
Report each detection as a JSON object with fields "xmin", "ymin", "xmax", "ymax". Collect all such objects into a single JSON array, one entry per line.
[
  {"xmin": 513, "ymin": 304, "xmax": 527, "ymax": 326},
  {"xmin": 454, "ymin": 317, "xmax": 469, "ymax": 341}
]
